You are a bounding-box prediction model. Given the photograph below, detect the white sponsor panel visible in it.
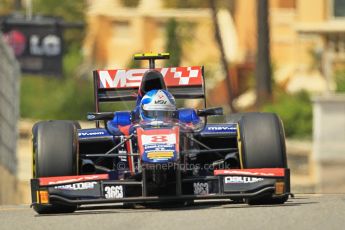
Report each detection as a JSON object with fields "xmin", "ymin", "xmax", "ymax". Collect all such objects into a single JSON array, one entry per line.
[
  {"xmin": 141, "ymin": 134, "xmax": 176, "ymax": 145},
  {"xmin": 193, "ymin": 182, "xmax": 209, "ymax": 195},
  {"xmin": 54, "ymin": 182, "xmax": 97, "ymax": 190},
  {"xmin": 224, "ymin": 176, "xmax": 264, "ymax": 184},
  {"xmin": 104, "ymin": 185, "xmax": 124, "ymax": 199}
]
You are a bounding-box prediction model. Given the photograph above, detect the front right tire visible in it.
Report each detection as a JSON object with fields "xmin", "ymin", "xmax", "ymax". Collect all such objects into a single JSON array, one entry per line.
[{"xmin": 237, "ymin": 113, "xmax": 289, "ymax": 205}]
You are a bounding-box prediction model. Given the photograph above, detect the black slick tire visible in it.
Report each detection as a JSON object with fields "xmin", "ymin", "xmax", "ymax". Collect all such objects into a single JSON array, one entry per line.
[
  {"xmin": 32, "ymin": 120, "xmax": 79, "ymax": 214},
  {"xmin": 238, "ymin": 113, "xmax": 288, "ymax": 205}
]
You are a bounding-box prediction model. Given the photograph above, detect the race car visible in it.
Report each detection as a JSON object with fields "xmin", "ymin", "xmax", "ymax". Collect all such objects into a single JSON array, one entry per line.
[{"xmin": 31, "ymin": 53, "xmax": 290, "ymax": 214}]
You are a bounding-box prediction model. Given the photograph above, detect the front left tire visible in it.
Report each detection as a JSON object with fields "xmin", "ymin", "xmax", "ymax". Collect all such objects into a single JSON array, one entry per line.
[{"xmin": 32, "ymin": 120, "xmax": 79, "ymax": 214}]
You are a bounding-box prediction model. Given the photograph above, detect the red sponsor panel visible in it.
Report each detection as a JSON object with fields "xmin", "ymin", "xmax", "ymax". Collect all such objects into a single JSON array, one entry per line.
[
  {"xmin": 97, "ymin": 66, "xmax": 203, "ymax": 89},
  {"xmin": 214, "ymin": 168, "xmax": 285, "ymax": 177},
  {"xmin": 39, "ymin": 174, "xmax": 109, "ymax": 186}
]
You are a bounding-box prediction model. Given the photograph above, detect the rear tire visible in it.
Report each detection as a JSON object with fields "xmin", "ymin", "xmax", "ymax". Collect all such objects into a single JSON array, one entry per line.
[
  {"xmin": 32, "ymin": 120, "xmax": 79, "ymax": 214},
  {"xmin": 238, "ymin": 113, "xmax": 289, "ymax": 205}
]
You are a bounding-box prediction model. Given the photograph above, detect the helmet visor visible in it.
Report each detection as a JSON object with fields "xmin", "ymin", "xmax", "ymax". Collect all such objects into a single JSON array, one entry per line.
[{"xmin": 142, "ymin": 110, "xmax": 174, "ymax": 120}]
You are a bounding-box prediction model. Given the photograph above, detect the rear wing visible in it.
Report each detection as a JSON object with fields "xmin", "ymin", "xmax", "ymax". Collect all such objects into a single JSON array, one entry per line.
[{"xmin": 93, "ymin": 66, "xmax": 206, "ymax": 113}]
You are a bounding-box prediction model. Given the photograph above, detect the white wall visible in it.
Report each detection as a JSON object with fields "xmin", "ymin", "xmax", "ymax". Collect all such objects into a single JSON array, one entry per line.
[{"xmin": 313, "ymin": 94, "xmax": 345, "ymax": 192}]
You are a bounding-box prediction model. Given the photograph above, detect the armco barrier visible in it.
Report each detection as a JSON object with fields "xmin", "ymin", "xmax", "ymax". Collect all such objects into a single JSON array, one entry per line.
[{"xmin": 0, "ymin": 32, "xmax": 20, "ymax": 204}]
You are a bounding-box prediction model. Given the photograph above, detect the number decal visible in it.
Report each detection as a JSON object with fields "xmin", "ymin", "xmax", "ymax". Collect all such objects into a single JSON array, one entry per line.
[
  {"xmin": 142, "ymin": 134, "xmax": 176, "ymax": 144},
  {"xmin": 193, "ymin": 182, "xmax": 209, "ymax": 195},
  {"xmin": 104, "ymin": 185, "xmax": 123, "ymax": 199},
  {"xmin": 150, "ymin": 135, "xmax": 168, "ymax": 143}
]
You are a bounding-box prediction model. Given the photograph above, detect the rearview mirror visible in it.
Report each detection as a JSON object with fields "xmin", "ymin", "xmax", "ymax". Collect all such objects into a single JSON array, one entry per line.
[
  {"xmin": 197, "ymin": 107, "xmax": 223, "ymax": 116},
  {"xmin": 87, "ymin": 112, "xmax": 114, "ymax": 121}
]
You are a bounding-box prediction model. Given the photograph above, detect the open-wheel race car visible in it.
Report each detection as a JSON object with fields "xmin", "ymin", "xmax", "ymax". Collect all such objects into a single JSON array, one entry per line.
[{"xmin": 31, "ymin": 53, "xmax": 290, "ymax": 214}]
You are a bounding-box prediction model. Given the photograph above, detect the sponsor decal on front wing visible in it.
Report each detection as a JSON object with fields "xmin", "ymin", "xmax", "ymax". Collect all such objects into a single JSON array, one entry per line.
[
  {"xmin": 193, "ymin": 182, "xmax": 209, "ymax": 195},
  {"xmin": 104, "ymin": 185, "xmax": 124, "ymax": 199},
  {"xmin": 54, "ymin": 181, "xmax": 97, "ymax": 190},
  {"xmin": 39, "ymin": 174, "xmax": 109, "ymax": 186},
  {"xmin": 214, "ymin": 168, "xmax": 285, "ymax": 177},
  {"xmin": 224, "ymin": 176, "xmax": 264, "ymax": 184}
]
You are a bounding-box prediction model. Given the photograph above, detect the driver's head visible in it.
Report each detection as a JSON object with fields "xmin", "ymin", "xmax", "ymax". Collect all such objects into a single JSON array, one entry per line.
[{"xmin": 139, "ymin": 89, "xmax": 176, "ymax": 121}]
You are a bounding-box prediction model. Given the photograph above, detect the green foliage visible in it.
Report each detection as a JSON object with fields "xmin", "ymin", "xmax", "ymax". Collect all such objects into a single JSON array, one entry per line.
[
  {"xmin": 165, "ymin": 19, "xmax": 182, "ymax": 67},
  {"xmin": 20, "ymin": 74, "xmax": 139, "ymax": 120},
  {"xmin": 0, "ymin": 0, "xmax": 12, "ymax": 14},
  {"xmin": 164, "ymin": 0, "xmax": 234, "ymax": 10},
  {"xmin": 262, "ymin": 90, "xmax": 312, "ymax": 138},
  {"xmin": 18, "ymin": 1, "xmax": 92, "ymax": 120},
  {"xmin": 120, "ymin": 0, "xmax": 140, "ymax": 7},
  {"xmin": 164, "ymin": 0, "xmax": 209, "ymax": 8},
  {"xmin": 334, "ymin": 69, "xmax": 345, "ymax": 92},
  {"xmin": 100, "ymin": 101, "xmax": 137, "ymax": 113},
  {"xmin": 21, "ymin": 31, "xmax": 92, "ymax": 120},
  {"xmin": 33, "ymin": 0, "xmax": 86, "ymax": 22},
  {"xmin": 20, "ymin": 76, "xmax": 93, "ymax": 120},
  {"xmin": 21, "ymin": 45, "xmax": 133, "ymax": 120},
  {"xmin": 32, "ymin": 0, "xmax": 86, "ymax": 55},
  {"xmin": 127, "ymin": 52, "xmax": 142, "ymax": 69},
  {"xmin": 63, "ymin": 43, "xmax": 83, "ymax": 76}
]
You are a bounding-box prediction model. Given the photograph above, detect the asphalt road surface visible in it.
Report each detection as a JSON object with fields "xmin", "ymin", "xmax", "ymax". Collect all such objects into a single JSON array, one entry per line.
[{"xmin": 1, "ymin": 194, "xmax": 344, "ymax": 230}]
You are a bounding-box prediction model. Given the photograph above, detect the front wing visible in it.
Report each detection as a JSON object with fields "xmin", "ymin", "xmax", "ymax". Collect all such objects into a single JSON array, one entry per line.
[{"xmin": 31, "ymin": 168, "xmax": 290, "ymax": 206}]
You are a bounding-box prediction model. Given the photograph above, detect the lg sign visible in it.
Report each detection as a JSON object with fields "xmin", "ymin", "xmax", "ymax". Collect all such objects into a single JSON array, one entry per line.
[
  {"xmin": 1, "ymin": 16, "xmax": 64, "ymax": 75},
  {"xmin": 30, "ymin": 34, "xmax": 61, "ymax": 56},
  {"xmin": 5, "ymin": 32, "xmax": 61, "ymax": 57}
]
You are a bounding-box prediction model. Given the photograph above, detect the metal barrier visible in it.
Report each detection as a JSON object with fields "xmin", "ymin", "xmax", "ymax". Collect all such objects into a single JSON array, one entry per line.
[{"xmin": 0, "ymin": 32, "xmax": 20, "ymax": 174}]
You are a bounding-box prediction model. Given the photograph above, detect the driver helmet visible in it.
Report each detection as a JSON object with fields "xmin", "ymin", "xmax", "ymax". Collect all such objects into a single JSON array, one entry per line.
[{"xmin": 139, "ymin": 89, "xmax": 176, "ymax": 121}]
